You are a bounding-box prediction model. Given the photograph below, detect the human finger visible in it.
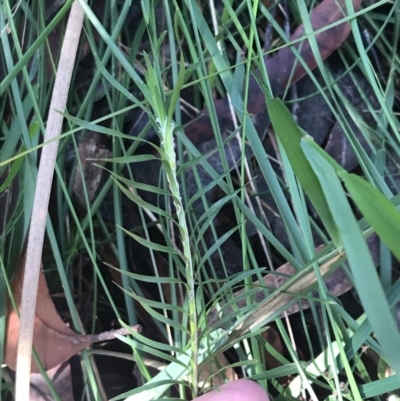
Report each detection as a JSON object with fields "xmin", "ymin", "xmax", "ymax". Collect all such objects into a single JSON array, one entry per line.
[{"xmin": 192, "ymin": 379, "xmax": 270, "ymax": 401}]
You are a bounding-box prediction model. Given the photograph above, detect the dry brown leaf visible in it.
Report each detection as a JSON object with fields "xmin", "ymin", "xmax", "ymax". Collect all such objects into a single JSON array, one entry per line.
[
  {"xmin": 5, "ymin": 259, "xmax": 141, "ymax": 373},
  {"xmin": 258, "ymin": 0, "xmax": 363, "ymax": 101},
  {"xmin": 187, "ymin": 0, "xmax": 363, "ymax": 146}
]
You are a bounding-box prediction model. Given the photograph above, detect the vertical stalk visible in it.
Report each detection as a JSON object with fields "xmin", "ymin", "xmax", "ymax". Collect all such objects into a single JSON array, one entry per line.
[{"xmin": 157, "ymin": 117, "xmax": 198, "ymax": 397}]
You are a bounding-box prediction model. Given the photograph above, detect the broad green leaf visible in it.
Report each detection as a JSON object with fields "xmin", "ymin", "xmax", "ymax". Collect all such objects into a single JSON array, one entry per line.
[
  {"xmin": 301, "ymin": 138, "xmax": 400, "ymax": 381},
  {"xmin": 267, "ymin": 97, "xmax": 339, "ymax": 245},
  {"xmin": 339, "ymin": 171, "xmax": 400, "ymax": 262}
]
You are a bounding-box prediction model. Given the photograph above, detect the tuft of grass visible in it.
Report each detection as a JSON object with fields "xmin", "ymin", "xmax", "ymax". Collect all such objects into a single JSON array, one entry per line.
[{"xmin": 1, "ymin": 0, "xmax": 399, "ymax": 400}]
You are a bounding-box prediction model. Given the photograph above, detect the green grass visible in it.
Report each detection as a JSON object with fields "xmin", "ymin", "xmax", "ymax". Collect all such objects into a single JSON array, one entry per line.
[{"xmin": 1, "ymin": 0, "xmax": 400, "ymax": 400}]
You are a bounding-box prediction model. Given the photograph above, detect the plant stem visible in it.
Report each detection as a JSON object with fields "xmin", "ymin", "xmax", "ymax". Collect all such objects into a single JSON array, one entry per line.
[{"xmin": 157, "ymin": 116, "xmax": 199, "ymax": 397}]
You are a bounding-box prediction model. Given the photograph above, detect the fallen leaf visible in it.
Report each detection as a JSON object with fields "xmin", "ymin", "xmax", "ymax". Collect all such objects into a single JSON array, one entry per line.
[
  {"xmin": 183, "ymin": 0, "xmax": 362, "ymax": 148},
  {"xmin": 4, "ymin": 256, "xmax": 141, "ymax": 373},
  {"xmin": 249, "ymin": 0, "xmax": 363, "ymax": 113}
]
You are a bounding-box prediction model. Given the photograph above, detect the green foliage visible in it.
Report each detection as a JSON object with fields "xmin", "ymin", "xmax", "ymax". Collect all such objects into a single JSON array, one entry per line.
[{"xmin": 1, "ymin": 0, "xmax": 399, "ymax": 400}]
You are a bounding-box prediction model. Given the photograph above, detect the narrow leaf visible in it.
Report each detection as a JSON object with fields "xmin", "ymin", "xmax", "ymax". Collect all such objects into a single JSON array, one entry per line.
[{"xmin": 120, "ymin": 227, "xmax": 179, "ymax": 255}]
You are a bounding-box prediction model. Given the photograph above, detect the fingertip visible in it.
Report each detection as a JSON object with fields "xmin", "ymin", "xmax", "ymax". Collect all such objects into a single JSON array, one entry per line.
[{"xmin": 193, "ymin": 379, "xmax": 269, "ymax": 401}]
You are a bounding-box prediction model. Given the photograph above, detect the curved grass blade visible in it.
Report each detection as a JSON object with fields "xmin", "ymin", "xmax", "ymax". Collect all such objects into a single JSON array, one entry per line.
[{"xmin": 120, "ymin": 227, "xmax": 179, "ymax": 255}]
